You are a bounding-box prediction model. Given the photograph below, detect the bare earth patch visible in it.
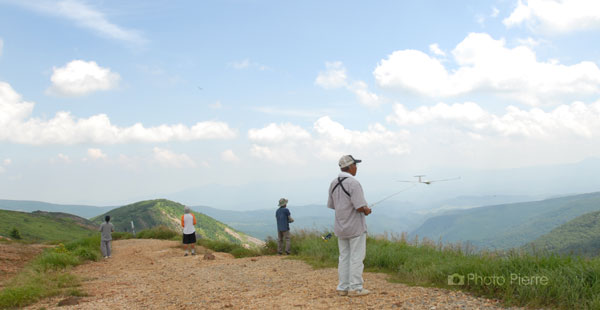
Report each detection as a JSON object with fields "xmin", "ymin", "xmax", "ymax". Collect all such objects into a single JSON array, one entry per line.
[
  {"xmin": 0, "ymin": 242, "xmax": 47, "ymax": 289},
  {"xmin": 24, "ymin": 239, "xmax": 525, "ymax": 309}
]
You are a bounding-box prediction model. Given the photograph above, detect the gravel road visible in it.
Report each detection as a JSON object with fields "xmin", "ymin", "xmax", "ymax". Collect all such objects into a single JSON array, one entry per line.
[{"xmin": 25, "ymin": 239, "xmax": 526, "ymax": 310}]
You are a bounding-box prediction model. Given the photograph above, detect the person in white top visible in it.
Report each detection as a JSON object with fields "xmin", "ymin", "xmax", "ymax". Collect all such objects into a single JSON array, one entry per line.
[
  {"xmin": 181, "ymin": 206, "xmax": 197, "ymax": 256},
  {"xmin": 327, "ymin": 155, "xmax": 372, "ymax": 297}
]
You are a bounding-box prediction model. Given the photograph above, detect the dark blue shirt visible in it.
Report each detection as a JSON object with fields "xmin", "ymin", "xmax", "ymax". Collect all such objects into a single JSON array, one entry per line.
[{"xmin": 276, "ymin": 207, "xmax": 291, "ymax": 232}]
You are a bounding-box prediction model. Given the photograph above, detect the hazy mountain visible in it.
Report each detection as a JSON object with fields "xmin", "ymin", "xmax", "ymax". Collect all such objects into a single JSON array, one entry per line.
[
  {"xmin": 526, "ymin": 210, "xmax": 600, "ymax": 257},
  {"xmin": 0, "ymin": 209, "xmax": 96, "ymax": 242},
  {"xmin": 196, "ymin": 201, "xmax": 425, "ymax": 240},
  {"xmin": 411, "ymin": 191, "xmax": 600, "ymax": 250},
  {"xmin": 91, "ymin": 199, "xmax": 263, "ymax": 247},
  {"xmin": 0, "ymin": 199, "xmax": 114, "ymax": 219}
]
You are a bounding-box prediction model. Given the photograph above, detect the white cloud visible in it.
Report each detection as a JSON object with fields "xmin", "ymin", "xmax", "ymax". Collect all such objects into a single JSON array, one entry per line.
[
  {"xmin": 504, "ymin": 0, "xmax": 600, "ymax": 34},
  {"xmin": 3, "ymin": 158, "xmax": 11, "ymax": 166},
  {"xmin": 87, "ymin": 148, "xmax": 107, "ymax": 160},
  {"xmin": 315, "ymin": 61, "xmax": 348, "ymax": 89},
  {"xmin": 152, "ymin": 147, "xmax": 197, "ymax": 168},
  {"xmin": 7, "ymin": 0, "xmax": 146, "ymax": 44},
  {"xmin": 229, "ymin": 58, "xmax": 268, "ymax": 71},
  {"xmin": 54, "ymin": 153, "xmax": 71, "ymax": 163},
  {"xmin": 248, "ymin": 123, "xmax": 311, "ymax": 144},
  {"xmin": 221, "ymin": 149, "xmax": 240, "ymax": 163},
  {"xmin": 373, "ymin": 32, "xmax": 600, "ymax": 106},
  {"xmin": 316, "ymin": 62, "xmax": 383, "ymax": 107},
  {"xmin": 47, "ymin": 60, "xmax": 121, "ymax": 96},
  {"xmin": 248, "ymin": 117, "xmax": 409, "ymax": 164},
  {"xmin": 429, "ymin": 43, "xmax": 446, "ymax": 57},
  {"xmin": 387, "ymin": 100, "xmax": 600, "ymax": 139},
  {"xmin": 0, "ymin": 81, "xmax": 237, "ymax": 145}
]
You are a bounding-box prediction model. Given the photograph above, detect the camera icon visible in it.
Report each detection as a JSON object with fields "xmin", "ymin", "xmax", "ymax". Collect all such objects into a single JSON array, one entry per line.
[{"xmin": 448, "ymin": 273, "xmax": 465, "ymax": 286}]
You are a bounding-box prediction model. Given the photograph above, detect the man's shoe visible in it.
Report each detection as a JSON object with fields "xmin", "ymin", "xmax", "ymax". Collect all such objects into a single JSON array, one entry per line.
[
  {"xmin": 348, "ymin": 289, "xmax": 370, "ymax": 297},
  {"xmin": 184, "ymin": 253, "xmax": 189, "ymax": 256},
  {"xmin": 191, "ymin": 252, "xmax": 196, "ymax": 256},
  {"xmin": 337, "ymin": 290, "xmax": 348, "ymax": 296}
]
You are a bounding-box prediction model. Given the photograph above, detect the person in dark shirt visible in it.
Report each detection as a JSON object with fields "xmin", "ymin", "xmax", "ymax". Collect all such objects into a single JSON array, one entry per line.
[{"xmin": 275, "ymin": 198, "xmax": 293, "ymax": 255}]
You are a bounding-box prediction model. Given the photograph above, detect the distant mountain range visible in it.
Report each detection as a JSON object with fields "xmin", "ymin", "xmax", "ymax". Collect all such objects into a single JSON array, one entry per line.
[
  {"xmin": 0, "ymin": 209, "xmax": 97, "ymax": 242},
  {"xmin": 195, "ymin": 202, "xmax": 426, "ymax": 240},
  {"xmin": 0, "ymin": 199, "xmax": 113, "ymax": 218},
  {"xmin": 4, "ymin": 192, "xmax": 600, "ymax": 254},
  {"xmin": 411, "ymin": 191, "xmax": 600, "ymax": 250},
  {"xmin": 527, "ymin": 210, "xmax": 600, "ymax": 256},
  {"xmin": 91, "ymin": 199, "xmax": 263, "ymax": 247}
]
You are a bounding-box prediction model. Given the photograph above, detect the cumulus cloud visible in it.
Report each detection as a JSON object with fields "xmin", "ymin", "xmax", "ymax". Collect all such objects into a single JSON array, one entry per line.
[
  {"xmin": 248, "ymin": 117, "xmax": 409, "ymax": 164},
  {"xmin": 52, "ymin": 153, "xmax": 71, "ymax": 164},
  {"xmin": 429, "ymin": 43, "xmax": 446, "ymax": 57},
  {"xmin": 6, "ymin": 0, "xmax": 146, "ymax": 44},
  {"xmin": 315, "ymin": 61, "xmax": 348, "ymax": 89},
  {"xmin": 373, "ymin": 32, "xmax": 600, "ymax": 106},
  {"xmin": 504, "ymin": 0, "xmax": 600, "ymax": 34},
  {"xmin": 0, "ymin": 81, "xmax": 237, "ymax": 145},
  {"xmin": 387, "ymin": 101, "xmax": 600, "ymax": 139},
  {"xmin": 316, "ymin": 62, "xmax": 383, "ymax": 107},
  {"xmin": 47, "ymin": 60, "xmax": 121, "ymax": 96},
  {"xmin": 152, "ymin": 147, "xmax": 197, "ymax": 168},
  {"xmin": 221, "ymin": 149, "xmax": 240, "ymax": 163},
  {"xmin": 248, "ymin": 123, "xmax": 311, "ymax": 144},
  {"xmin": 87, "ymin": 148, "xmax": 107, "ymax": 160}
]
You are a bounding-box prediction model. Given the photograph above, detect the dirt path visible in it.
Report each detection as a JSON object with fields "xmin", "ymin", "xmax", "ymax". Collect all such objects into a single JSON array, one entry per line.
[{"xmin": 25, "ymin": 239, "xmax": 524, "ymax": 310}]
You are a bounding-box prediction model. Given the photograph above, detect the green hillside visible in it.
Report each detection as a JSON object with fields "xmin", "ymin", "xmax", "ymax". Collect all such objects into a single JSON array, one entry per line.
[
  {"xmin": 527, "ymin": 210, "xmax": 600, "ymax": 256},
  {"xmin": 0, "ymin": 209, "xmax": 96, "ymax": 242},
  {"xmin": 91, "ymin": 199, "xmax": 263, "ymax": 247},
  {"xmin": 411, "ymin": 191, "xmax": 600, "ymax": 250}
]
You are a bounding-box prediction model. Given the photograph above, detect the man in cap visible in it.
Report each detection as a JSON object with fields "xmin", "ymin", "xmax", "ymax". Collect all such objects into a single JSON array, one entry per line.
[
  {"xmin": 275, "ymin": 198, "xmax": 293, "ymax": 255},
  {"xmin": 327, "ymin": 155, "xmax": 372, "ymax": 297}
]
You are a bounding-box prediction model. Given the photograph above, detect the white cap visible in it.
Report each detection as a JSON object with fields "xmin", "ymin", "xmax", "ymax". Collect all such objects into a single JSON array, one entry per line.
[{"xmin": 338, "ymin": 155, "xmax": 362, "ymax": 168}]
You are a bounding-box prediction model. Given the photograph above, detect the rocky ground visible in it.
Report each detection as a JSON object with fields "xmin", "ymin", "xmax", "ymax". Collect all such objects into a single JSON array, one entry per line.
[{"xmin": 24, "ymin": 239, "xmax": 528, "ymax": 309}]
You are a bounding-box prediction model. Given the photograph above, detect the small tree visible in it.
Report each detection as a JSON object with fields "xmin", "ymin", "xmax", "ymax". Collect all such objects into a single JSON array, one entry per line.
[{"xmin": 10, "ymin": 227, "xmax": 22, "ymax": 240}]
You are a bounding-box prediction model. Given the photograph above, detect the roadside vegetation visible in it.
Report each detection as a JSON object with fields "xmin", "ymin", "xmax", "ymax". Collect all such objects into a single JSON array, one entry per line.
[
  {"xmin": 286, "ymin": 230, "xmax": 600, "ymax": 310},
  {"xmin": 0, "ymin": 236, "xmax": 100, "ymax": 309}
]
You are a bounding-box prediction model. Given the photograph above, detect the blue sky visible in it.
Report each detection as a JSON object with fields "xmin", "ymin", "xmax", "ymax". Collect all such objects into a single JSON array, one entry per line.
[{"xmin": 1, "ymin": 0, "xmax": 600, "ymax": 208}]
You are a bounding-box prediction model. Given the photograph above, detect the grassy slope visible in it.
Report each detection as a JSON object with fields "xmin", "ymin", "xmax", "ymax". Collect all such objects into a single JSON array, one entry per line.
[
  {"xmin": 0, "ymin": 210, "xmax": 96, "ymax": 242},
  {"xmin": 527, "ymin": 210, "xmax": 600, "ymax": 256},
  {"xmin": 90, "ymin": 199, "xmax": 258, "ymax": 245},
  {"xmin": 411, "ymin": 191, "xmax": 600, "ymax": 249}
]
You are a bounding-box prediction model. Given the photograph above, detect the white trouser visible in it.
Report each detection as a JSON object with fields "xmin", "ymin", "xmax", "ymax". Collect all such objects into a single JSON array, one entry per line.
[{"xmin": 337, "ymin": 232, "xmax": 366, "ymax": 291}]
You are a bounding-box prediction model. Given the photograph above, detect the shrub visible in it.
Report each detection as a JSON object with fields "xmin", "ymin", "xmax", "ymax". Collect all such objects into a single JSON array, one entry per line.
[
  {"xmin": 136, "ymin": 226, "xmax": 179, "ymax": 240},
  {"xmin": 10, "ymin": 227, "xmax": 22, "ymax": 240},
  {"xmin": 112, "ymin": 231, "xmax": 133, "ymax": 240}
]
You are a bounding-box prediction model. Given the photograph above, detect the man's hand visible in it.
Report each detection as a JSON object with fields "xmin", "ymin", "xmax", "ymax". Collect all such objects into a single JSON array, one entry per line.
[{"xmin": 357, "ymin": 206, "xmax": 372, "ymax": 216}]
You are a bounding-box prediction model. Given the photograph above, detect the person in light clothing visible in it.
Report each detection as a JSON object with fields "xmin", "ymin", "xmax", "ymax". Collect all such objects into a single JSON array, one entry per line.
[
  {"xmin": 181, "ymin": 206, "xmax": 197, "ymax": 256},
  {"xmin": 327, "ymin": 155, "xmax": 372, "ymax": 297},
  {"xmin": 99, "ymin": 215, "xmax": 114, "ymax": 259}
]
